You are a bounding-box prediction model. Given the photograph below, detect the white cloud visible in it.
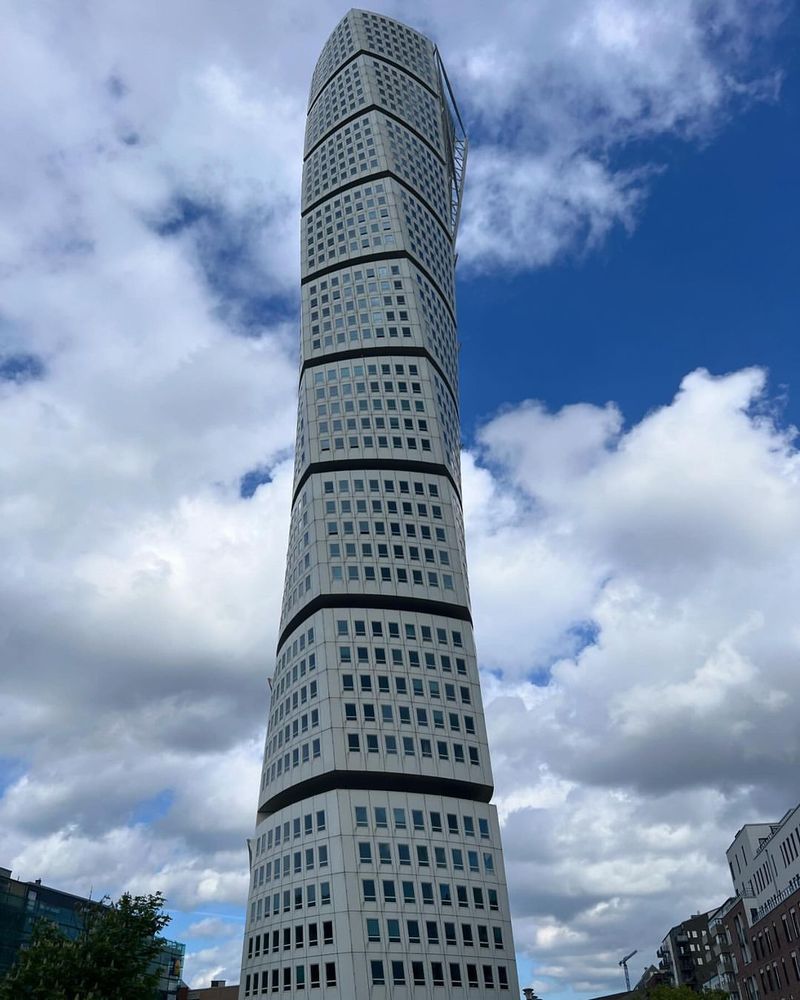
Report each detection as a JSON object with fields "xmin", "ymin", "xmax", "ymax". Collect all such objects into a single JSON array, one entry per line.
[
  {"xmin": 468, "ymin": 368, "xmax": 800, "ymax": 992},
  {"xmin": 457, "ymin": 149, "xmax": 648, "ymax": 271}
]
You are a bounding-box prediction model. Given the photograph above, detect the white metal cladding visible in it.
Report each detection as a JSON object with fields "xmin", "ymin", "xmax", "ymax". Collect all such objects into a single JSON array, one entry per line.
[{"xmin": 240, "ymin": 10, "xmax": 519, "ymax": 998}]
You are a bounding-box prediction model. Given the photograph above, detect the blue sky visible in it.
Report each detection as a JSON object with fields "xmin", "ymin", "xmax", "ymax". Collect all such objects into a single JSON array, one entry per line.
[
  {"xmin": 459, "ymin": 20, "xmax": 800, "ymax": 438},
  {"xmin": 1, "ymin": 0, "xmax": 799, "ymax": 995}
]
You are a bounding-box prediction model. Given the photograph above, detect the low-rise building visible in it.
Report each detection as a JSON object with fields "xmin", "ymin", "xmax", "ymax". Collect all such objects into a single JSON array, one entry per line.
[
  {"xmin": 178, "ymin": 981, "xmax": 239, "ymax": 999},
  {"xmin": 658, "ymin": 911, "xmax": 718, "ymax": 989},
  {"xmin": 0, "ymin": 866, "xmax": 184, "ymax": 999}
]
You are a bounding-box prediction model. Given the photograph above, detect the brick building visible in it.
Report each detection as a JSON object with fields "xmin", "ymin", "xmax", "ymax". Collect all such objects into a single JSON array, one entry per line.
[{"xmin": 706, "ymin": 803, "xmax": 800, "ymax": 1000}]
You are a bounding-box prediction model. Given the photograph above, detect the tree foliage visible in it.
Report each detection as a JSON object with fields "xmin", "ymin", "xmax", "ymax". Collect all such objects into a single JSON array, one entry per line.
[
  {"xmin": 0, "ymin": 891, "xmax": 171, "ymax": 1000},
  {"xmin": 646, "ymin": 986, "xmax": 729, "ymax": 1000}
]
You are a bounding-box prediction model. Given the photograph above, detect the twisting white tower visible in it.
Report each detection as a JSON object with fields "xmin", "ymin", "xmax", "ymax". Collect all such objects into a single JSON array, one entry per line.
[{"xmin": 240, "ymin": 10, "xmax": 519, "ymax": 997}]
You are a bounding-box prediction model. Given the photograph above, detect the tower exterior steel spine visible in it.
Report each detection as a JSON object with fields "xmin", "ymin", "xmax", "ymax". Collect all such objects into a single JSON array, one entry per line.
[{"xmin": 240, "ymin": 10, "xmax": 519, "ymax": 997}]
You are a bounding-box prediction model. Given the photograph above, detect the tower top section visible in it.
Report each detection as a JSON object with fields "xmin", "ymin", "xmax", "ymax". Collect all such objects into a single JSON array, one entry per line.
[
  {"xmin": 306, "ymin": 8, "xmax": 468, "ymax": 239},
  {"xmin": 309, "ymin": 9, "xmax": 437, "ymax": 108}
]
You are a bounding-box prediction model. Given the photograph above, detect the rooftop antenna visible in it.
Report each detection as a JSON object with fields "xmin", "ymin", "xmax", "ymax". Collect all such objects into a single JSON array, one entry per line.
[{"xmin": 619, "ymin": 950, "xmax": 638, "ymax": 991}]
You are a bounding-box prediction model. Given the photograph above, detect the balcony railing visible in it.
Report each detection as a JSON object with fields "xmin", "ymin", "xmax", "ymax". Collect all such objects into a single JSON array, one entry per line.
[{"xmin": 755, "ymin": 875, "xmax": 800, "ymax": 922}]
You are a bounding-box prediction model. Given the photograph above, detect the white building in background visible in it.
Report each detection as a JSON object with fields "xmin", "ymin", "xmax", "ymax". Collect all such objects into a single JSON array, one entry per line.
[
  {"xmin": 726, "ymin": 803, "xmax": 800, "ymax": 924},
  {"xmin": 239, "ymin": 9, "xmax": 520, "ymax": 998}
]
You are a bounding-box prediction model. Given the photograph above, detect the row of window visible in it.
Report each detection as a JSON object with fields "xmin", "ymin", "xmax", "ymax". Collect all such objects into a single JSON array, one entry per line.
[
  {"xmin": 252, "ymin": 845, "xmax": 329, "ymax": 888},
  {"xmin": 272, "ymin": 635, "xmax": 472, "ymax": 735},
  {"xmin": 309, "ymin": 16, "xmax": 354, "ymax": 101},
  {"xmin": 245, "ymin": 915, "xmax": 505, "ymax": 958},
  {"xmin": 269, "ymin": 652, "xmax": 475, "ymax": 739},
  {"xmin": 370, "ymin": 58, "xmax": 443, "ymax": 152},
  {"xmin": 253, "ymin": 812, "xmax": 327, "ymax": 859},
  {"xmin": 302, "ymin": 266, "xmax": 450, "ymax": 363},
  {"xmin": 342, "ymin": 673, "xmax": 471, "ymax": 703},
  {"xmin": 262, "ymin": 738, "xmax": 322, "ymax": 788},
  {"xmin": 249, "ymin": 876, "xmax": 502, "ymax": 926},
  {"xmin": 323, "ymin": 503, "xmax": 448, "ymax": 532},
  {"xmin": 265, "ymin": 680, "xmax": 482, "ymax": 780},
  {"xmin": 346, "ymin": 731, "xmax": 482, "ymax": 766},
  {"xmin": 327, "ymin": 563, "xmax": 456, "ymax": 590},
  {"xmin": 357, "ymin": 840, "xmax": 495, "ymax": 875},
  {"xmin": 271, "ymin": 650, "xmax": 474, "ymax": 739},
  {"xmin": 302, "ymin": 262, "xmax": 458, "ymax": 388},
  {"xmin": 341, "ymin": 618, "xmax": 464, "ymax": 644},
  {"xmin": 340, "ymin": 645, "xmax": 468, "ymax": 675},
  {"xmin": 242, "ymin": 958, "xmax": 512, "ymax": 993},
  {"xmin": 250, "ymin": 882, "xmax": 332, "ymax": 923},
  {"xmin": 252, "ymin": 808, "xmax": 493, "ymax": 867},
  {"xmin": 285, "ymin": 482, "xmax": 455, "ymax": 572},
  {"xmin": 305, "ymin": 210, "xmax": 398, "ymax": 273},
  {"xmin": 304, "ymin": 110, "xmax": 449, "ymax": 229},
  {"xmin": 779, "ymin": 819, "xmax": 800, "ymax": 868},
  {"xmin": 752, "ymin": 910, "xmax": 800, "ymax": 958},
  {"xmin": 355, "ymin": 805, "xmax": 491, "ymax": 840},
  {"xmin": 365, "ymin": 915, "xmax": 504, "ymax": 949},
  {"xmin": 360, "ymin": 11, "xmax": 435, "ymax": 88},
  {"xmin": 311, "ymin": 11, "xmax": 435, "ymax": 110},
  {"xmin": 303, "ymin": 177, "xmax": 452, "ymax": 306},
  {"xmin": 344, "ymin": 701, "xmax": 476, "ymax": 735},
  {"xmin": 275, "ymin": 625, "xmax": 315, "ymax": 678},
  {"xmin": 307, "ymin": 53, "xmax": 444, "ymax": 162},
  {"xmin": 247, "ymin": 921, "xmax": 333, "ymax": 958},
  {"xmin": 303, "ymin": 115, "xmax": 380, "ymax": 207},
  {"xmin": 266, "ymin": 709, "xmax": 320, "ymax": 756},
  {"xmin": 384, "ymin": 115, "xmax": 450, "ymax": 226},
  {"xmin": 755, "ymin": 954, "xmax": 800, "ymax": 994},
  {"xmin": 243, "ymin": 961, "xmax": 337, "ymax": 995},
  {"xmin": 400, "ymin": 186, "xmax": 454, "ymax": 305},
  {"xmin": 282, "ymin": 475, "xmax": 463, "ymax": 615},
  {"xmin": 417, "ymin": 251, "xmax": 457, "ymax": 357},
  {"xmin": 282, "ymin": 556, "xmax": 464, "ymax": 620},
  {"xmin": 328, "ymin": 538, "xmax": 455, "ymax": 563},
  {"xmin": 306, "ymin": 60, "xmax": 365, "ymax": 150},
  {"xmin": 272, "ymin": 653, "xmax": 316, "ymax": 701},
  {"xmin": 277, "ymin": 621, "xmax": 465, "ymax": 676},
  {"xmin": 263, "ymin": 727, "xmax": 485, "ymax": 794},
  {"xmin": 272, "ymin": 680, "xmax": 318, "ymax": 717},
  {"xmin": 367, "ymin": 959, "xmax": 510, "ymax": 990},
  {"xmin": 361, "ymin": 877, "xmax": 501, "ymax": 911},
  {"xmin": 321, "ymin": 492, "xmax": 449, "ymax": 526}
]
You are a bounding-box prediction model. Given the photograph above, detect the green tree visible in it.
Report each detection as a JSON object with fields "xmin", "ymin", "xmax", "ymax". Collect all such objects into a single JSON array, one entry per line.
[
  {"xmin": 647, "ymin": 986, "xmax": 729, "ymax": 1000},
  {"xmin": 0, "ymin": 891, "xmax": 170, "ymax": 1000}
]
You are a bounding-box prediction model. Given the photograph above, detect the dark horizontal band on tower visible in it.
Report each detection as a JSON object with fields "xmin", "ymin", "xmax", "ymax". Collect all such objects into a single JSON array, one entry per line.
[
  {"xmin": 277, "ymin": 592, "xmax": 472, "ymax": 653},
  {"xmin": 293, "ymin": 457, "xmax": 461, "ymax": 507},
  {"xmin": 258, "ymin": 769, "xmax": 493, "ymax": 819},
  {"xmin": 309, "ymin": 47, "xmax": 438, "ymax": 117},
  {"xmin": 302, "ymin": 250, "xmax": 455, "ymax": 329},
  {"xmin": 302, "ymin": 168, "xmax": 452, "ymax": 245},
  {"xmin": 300, "ymin": 345, "xmax": 458, "ymax": 411},
  {"xmin": 305, "ymin": 103, "xmax": 445, "ymax": 168}
]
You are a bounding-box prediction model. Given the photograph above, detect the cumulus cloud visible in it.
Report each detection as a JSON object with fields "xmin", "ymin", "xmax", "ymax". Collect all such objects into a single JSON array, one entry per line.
[
  {"xmin": 440, "ymin": 0, "xmax": 786, "ymax": 269},
  {"xmin": 470, "ymin": 368, "xmax": 800, "ymax": 992},
  {"xmin": 0, "ymin": 0, "xmax": 792, "ymax": 992}
]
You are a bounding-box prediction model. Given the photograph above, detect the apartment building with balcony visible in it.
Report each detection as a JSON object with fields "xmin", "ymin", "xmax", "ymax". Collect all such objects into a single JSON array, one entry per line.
[{"xmin": 707, "ymin": 803, "xmax": 800, "ymax": 1000}]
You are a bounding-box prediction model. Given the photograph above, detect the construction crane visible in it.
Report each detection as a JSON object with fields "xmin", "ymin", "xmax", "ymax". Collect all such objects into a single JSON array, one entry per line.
[{"xmin": 619, "ymin": 949, "xmax": 638, "ymax": 991}]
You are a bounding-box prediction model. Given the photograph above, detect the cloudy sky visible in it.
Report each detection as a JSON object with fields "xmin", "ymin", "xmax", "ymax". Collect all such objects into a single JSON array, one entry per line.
[{"xmin": 1, "ymin": 0, "xmax": 799, "ymax": 993}]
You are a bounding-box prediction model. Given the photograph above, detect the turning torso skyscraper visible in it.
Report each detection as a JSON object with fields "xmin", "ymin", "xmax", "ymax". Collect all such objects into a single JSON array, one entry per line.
[{"xmin": 241, "ymin": 10, "xmax": 519, "ymax": 997}]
